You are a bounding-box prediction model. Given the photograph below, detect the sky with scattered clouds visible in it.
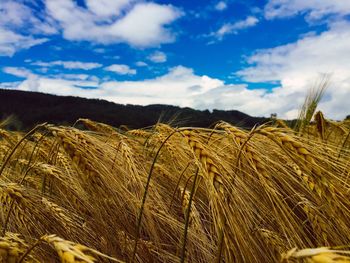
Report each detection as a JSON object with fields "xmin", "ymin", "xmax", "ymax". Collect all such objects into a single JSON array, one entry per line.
[{"xmin": 1, "ymin": 0, "xmax": 350, "ymax": 119}]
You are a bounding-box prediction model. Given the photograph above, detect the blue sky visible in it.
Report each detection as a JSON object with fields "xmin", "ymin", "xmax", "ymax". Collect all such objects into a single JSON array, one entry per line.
[{"xmin": 1, "ymin": 0, "xmax": 350, "ymax": 119}]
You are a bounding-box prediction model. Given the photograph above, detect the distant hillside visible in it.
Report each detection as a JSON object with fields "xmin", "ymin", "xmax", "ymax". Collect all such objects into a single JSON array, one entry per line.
[{"xmin": 0, "ymin": 89, "xmax": 268, "ymax": 130}]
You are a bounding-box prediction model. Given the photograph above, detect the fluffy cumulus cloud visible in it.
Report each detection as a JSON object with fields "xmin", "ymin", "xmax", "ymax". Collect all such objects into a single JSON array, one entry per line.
[
  {"xmin": 212, "ymin": 16, "xmax": 259, "ymax": 40},
  {"xmin": 264, "ymin": 0, "xmax": 350, "ymax": 21},
  {"xmin": 148, "ymin": 51, "xmax": 167, "ymax": 63},
  {"xmin": 104, "ymin": 64, "xmax": 136, "ymax": 75},
  {"xmin": 45, "ymin": 0, "xmax": 182, "ymax": 47},
  {"xmin": 0, "ymin": 0, "xmax": 182, "ymax": 56},
  {"xmin": 237, "ymin": 21, "xmax": 350, "ymax": 119}
]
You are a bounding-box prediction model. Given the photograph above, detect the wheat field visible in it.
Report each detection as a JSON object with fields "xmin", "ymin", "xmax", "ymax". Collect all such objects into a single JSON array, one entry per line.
[{"xmin": 0, "ymin": 113, "xmax": 350, "ymax": 262}]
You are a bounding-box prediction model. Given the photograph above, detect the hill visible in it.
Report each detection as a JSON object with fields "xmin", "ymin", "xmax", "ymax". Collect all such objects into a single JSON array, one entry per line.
[{"xmin": 0, "ymin": 89, "xmax": 268, "ymax": 130}]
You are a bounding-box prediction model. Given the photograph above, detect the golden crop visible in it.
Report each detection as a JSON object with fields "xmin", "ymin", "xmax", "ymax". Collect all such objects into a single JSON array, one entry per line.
[{"xmin": 0, "ymin": 115, "xmax": 350, "ymax": 262}]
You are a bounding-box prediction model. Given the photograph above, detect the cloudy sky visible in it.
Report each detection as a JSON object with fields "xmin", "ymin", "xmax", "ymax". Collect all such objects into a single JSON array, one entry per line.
[{"xmin": 1, "ymin": 0, "xmax": 350, "ymax": 119}]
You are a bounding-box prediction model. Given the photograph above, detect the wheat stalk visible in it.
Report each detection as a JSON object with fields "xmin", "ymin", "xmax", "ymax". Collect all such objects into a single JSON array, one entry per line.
[{"xmin": 181, "ymin": 129, "xmax": 224, "ymax": 194}]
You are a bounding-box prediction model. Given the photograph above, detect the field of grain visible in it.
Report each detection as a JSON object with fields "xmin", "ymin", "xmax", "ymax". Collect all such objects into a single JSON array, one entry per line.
[{"xmin": 1, "ymin": 114, "xmax": 350, "ymax": 262}]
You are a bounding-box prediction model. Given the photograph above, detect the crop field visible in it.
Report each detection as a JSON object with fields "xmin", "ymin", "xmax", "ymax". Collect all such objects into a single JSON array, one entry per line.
[{"xmin": 0, "ymin": 114, "xmax": 350, "ymax": 262}]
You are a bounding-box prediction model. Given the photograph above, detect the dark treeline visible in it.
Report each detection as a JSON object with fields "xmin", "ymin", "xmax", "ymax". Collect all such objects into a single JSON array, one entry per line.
[{"xmin": 0, "ymin": 89, "xmax": 268, "ymax": 130}]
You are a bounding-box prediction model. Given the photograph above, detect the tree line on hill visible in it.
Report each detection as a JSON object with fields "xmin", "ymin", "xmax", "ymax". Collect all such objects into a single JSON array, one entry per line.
[{"xmin": 0, "ymin": 89, "xmax": 270, "ymax": 131}]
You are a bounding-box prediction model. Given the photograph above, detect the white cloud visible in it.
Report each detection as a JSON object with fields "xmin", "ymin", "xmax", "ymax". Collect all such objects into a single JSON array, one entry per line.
[
  {"xmin": 1, "ymin": 66, "xmax": 238, "ymax": 110},
  {"xmin": 57, "ymin": 61, "xmax": 102, "ymax": 70},
  {"xmin": 148, "ymin": 51, "xmax": 167, "ymax": 63},
  {"xmin": 0, "ymin": 28, "xmax": 48, "ymax": 57},
  {"xmin": 212, "ymin": 16, "xmax": 259, "ymax": 40},
  {"xmin": 0, "ymin": 65, "xmax": 297, "ymax": 118},
  {"xmin": 52, "ymin": 74, "xmax": 99, "ymax": 81},
  {"xmin": 85, "ymin": 0, "xmax": 131, "ymax": 17},
  {"xmin": 105, "ymin": 64, "xmax": 136, "ymax": 75},
  {"xmin": 3, "ymin": 67, "xmax": 98, "ymax": 83},
  {"xmin": 0, "ymin": 81, "xmax": 21, "ymax": 89},
  {"xmin": 31, "ymin": 61, "xmax": 102, "ymax": 70},
  {"xmin": 45, "ymin": 0, "xmax": 182, "ymax": 47},
  {"xmin": 0, "ymin": 1, "xmax": 31, "ymax": 27},
  {"xmin": 17, "ymin": 75, "xmax": 41, "ymax": 92},
  {"xmin": 215, "ymin": 1, "xmax": 227, "ymax": 11},
  {"xmin": 135, "ymin": 61, "xmax": 148, "ymax": 67},
  {"xmin": 0, "ymin": 0, "xmax": 57, "ymax": 34},
  {"xmin": 0, "ymin": 0, "xmax": 182, "ymax": 54},
  {"xmin": 0, "ymin": 1, "xmax": 54, "ymax": 56},
  {"xmin": 3, "ymin": 67, "xmax": 33, "ymax": 78},
  {"xmin": 15, "ymin": 75, "xmax": 100, "ymax": 93},
  {"xmin": 264, "ymin": 0, "xmax": 350, "ymax": 21},
  {"xmin": 56, "ymin": 61, "xmax": 102, "ymax": 70},
  {"xmin": 236, "ymin": 21, "xmax": 350, "ymax": 119}
]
